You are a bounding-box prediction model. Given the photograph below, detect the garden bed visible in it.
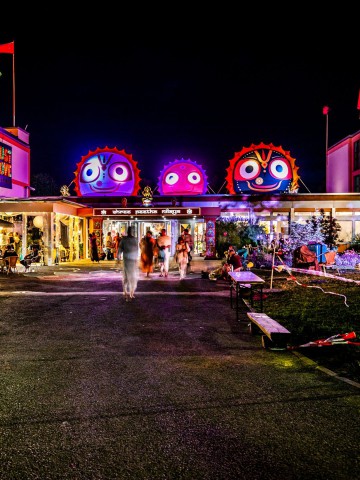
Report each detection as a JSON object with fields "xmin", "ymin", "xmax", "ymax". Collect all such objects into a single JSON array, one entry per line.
[{"xmin": 250, "ymin": 268, "xmax": 360, "ymax": 383}]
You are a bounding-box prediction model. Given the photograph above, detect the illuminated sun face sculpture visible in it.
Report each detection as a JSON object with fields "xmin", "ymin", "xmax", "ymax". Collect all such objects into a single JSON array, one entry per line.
[
  {"xmin": 73, "ymin": 147, "xmax": 141, "ymax": 196},
  {"xmin": 158, "ymin": 158, "xmax": 208, "ymax": 195},
  {"xmin": 225, "ymin": 143, "xmax": 300, "ymax": 194}
]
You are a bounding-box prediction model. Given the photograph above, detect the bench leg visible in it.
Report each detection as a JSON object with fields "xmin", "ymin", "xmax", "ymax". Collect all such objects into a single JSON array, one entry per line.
[
  {"xmin": 249, "ymin": 322, "xmax": 260, "ymax": 335},
  {"xmin": 262, "ymin": 335, "xmax": 288, "ymax": 350}
]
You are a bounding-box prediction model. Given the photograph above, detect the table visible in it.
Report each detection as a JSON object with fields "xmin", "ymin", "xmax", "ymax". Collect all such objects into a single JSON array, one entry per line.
[{"xmin": 228, "ymin": 271, "xmax": 265, "ymax": 320}]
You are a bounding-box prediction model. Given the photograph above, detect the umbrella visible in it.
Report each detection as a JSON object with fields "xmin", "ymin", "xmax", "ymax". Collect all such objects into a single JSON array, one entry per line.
[{"xmin": 0, "ymin": 219, "xmax": 14, "ymax": 228}]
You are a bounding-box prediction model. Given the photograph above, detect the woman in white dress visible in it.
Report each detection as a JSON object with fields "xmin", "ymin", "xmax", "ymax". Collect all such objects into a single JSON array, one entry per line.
[{"xmin": 175, "ymin": 236, "xmax": 190, "ymax": 280}]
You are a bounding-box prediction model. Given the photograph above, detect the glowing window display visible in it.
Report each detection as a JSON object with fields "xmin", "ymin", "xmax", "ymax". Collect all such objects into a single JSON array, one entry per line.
[{"xmin": 0, "ymin": 142, "xmax": 12, "ymax": 189}]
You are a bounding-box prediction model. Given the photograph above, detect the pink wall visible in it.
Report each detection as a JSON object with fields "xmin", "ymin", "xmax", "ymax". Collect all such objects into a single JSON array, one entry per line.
[
  {"xmin": 327, "ymin": 141, "xmax": 350, "ymax": 193},
  {"xmin": 327, "ymin": 130, "xmax": 360, "ymax": 193},
  {"xmin": 0, "ymin": 127, "xmax": 30, "ymax": 198}
]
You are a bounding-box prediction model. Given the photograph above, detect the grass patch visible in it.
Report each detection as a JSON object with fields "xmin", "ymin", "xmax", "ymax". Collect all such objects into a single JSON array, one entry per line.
[{"xmin": 249, "ymin": 268, "xmax": 360, "ymax": 382}]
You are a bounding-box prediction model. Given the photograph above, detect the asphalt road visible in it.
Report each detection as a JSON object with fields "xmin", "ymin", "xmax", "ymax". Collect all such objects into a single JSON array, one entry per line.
[{"xmin": 1, "ymin": 260, "xmax": 359, "ymax": 479}]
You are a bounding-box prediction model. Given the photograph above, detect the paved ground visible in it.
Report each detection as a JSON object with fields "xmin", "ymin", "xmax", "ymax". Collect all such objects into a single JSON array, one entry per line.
[{"xmin": 1, "ymin": 258, "xmax": 360, "ymax": 479}]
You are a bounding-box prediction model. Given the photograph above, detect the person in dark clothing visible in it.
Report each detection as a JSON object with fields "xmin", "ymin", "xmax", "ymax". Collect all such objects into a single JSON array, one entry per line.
[
  {"xmin": 227, "ymin": 249, "xmax": 243, "ymax": 272},
  {"xmin": 20, "ymin": 245, "xmax": 40, "ymax": 270},
  {"xmin": 3, "ymin": 244, "xmax": 17, "ymax": 262},
  {"xmin": 89, "ymin": 232, "xmax": 100, "ymax": 262}
]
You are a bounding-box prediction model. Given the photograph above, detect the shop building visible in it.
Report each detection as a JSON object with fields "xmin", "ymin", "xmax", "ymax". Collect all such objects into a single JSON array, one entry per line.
[
  {"xmin": 1, "ymin": 131, "xmax": 360, "ymax": 264},
  {"xmin": 1, "ymin": 192, "xmax": 360, "ymax": 264}
]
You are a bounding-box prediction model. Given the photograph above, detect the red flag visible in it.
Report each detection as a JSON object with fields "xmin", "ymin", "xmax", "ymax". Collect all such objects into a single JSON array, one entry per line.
[
  {"xmin": 357, "ymin": 89, "xmax": 360, "ymax": 111},
  {"xmin": 322, "ymin": 106, "xmax": 330, "ymax": 115},
  {"xmin": 0, "ymin": 41, "xmax": 14, "ymax": 54}
]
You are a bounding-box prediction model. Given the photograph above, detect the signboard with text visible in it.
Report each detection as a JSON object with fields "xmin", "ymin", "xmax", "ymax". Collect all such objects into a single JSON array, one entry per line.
[
  {"xmin": 93, "ymin": 207, "xmax": 201, "ymax": 217},
  {"xmin": 0, "ymin": 142, "xmax": 12, "ymax": 189}
]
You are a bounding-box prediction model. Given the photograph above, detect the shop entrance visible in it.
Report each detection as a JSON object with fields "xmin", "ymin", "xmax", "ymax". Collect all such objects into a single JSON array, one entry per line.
[
  {"xmin": 140, "ymin": 221, "xmax": 169, "ymax": 240},
  {"xmin": 179, "ymin": 221, "xmax": 206, "ymax": 256},
  {"xmin": 100, "ymin": 219, "xmax": 206, "ymax": 256}
]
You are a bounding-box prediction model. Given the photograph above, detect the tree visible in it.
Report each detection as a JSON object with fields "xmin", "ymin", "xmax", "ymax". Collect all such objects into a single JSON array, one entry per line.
[
  {"xmin": 288, "ymin": 209, "xmax": 343, "ymax": 252},
  {"xmin": 317, "ymin": 209, "xmax": 342, "ymax": 248},
  {"xmin": 215, "ymin": 216, "xmax": 267, "ymax": 258},
  {"xmin": 287, "ymin": 221, "xmax": 325, "ymax": 251},
  {"xmin": 215, "ymin": 218, "xmax": 242, "ymax": 258}
]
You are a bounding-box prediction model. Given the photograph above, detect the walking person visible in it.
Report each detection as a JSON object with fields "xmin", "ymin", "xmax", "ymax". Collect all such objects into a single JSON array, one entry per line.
[
  {"xmin": 156, "ymin": 228, "xmax": 171, "ymax": 277},
  {"xmin": 182, "ymin": 228, "xmax": 194, "ymax": 272},
  {"xmin": 139, "ymin": 230, "xmax": 156, "ymax": 277},
  {"xmin": 89, "ymin": 232, "xmax": 99, "ymax": 263},
  {"xmin": 113, "ymin": 232, "xmax": 122, "ymax": 264},
  {"xmin": 120, "ymin": 226, "xmax": 139, "ymax": 301},
  {"xmin": 175, "ymin": 236, "xmax": 190, "ymax": 280},
  {"xmin": 105, "ymin": 232, "xmax": 114, "ymax": 260}
]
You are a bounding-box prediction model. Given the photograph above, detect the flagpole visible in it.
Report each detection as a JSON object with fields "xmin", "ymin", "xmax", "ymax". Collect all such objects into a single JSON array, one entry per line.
[
  {"xmin": 323, "ymin": 106, "xmax": 330, "ymax": 191},
  {"xmin": 325, "ymin": 110, "xmax": 328, "ymax": 168},
  {"xmin": 12, "ymin": 49, "xmax": 15, "ymax": 126},
  {"xmin": 322, "ymin": 107, "xmax": 330, "ymax": 159}
]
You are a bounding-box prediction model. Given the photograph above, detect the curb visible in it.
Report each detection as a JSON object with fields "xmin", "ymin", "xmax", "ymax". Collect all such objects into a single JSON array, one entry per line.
[{"xmin": 292, "ymin": 350, "xmax": 360, "ymax": 389}]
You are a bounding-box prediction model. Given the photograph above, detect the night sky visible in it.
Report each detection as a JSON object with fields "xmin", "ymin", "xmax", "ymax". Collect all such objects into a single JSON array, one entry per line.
[{"xmin": 0, "ymin": 17, "xmax": 359, "ymax": 194}]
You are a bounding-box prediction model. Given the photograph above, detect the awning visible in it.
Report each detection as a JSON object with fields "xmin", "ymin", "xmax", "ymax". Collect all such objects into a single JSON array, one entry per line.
[{"xmin": 0, "ymin": 219, "xmax": 14, "ymax": 228}]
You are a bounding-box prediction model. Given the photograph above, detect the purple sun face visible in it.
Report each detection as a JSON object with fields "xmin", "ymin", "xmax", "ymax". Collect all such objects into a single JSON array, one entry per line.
[
  {"xmin": 158, "ymin": 159, "xmax": 208, "ymax": 195},
  {"xmin": 75, "ymin": 150, "xmax": 139, "ymax": 196}
]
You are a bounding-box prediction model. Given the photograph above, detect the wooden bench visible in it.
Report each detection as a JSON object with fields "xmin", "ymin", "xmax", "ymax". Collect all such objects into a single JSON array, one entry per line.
[
  {"xmin": 247, "ymin": 312, "xmax": 291, "ymax": 350},
  {"xmin": 228, "ymin": 271, "xmax": 265, "ymax": 320}
]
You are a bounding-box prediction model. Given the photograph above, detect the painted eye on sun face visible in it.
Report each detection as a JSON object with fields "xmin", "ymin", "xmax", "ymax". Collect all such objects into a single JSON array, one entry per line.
[
  {"xmin": 235, "ymin": 159, "xmax": 261, "ymax": 181},
  {"xmin": 269, "ymin": 159, "xmax": 291, "ymax": 180},
  {"xmin": 108, "ymin": 162, "xmax": 132, "ymax": 182},
  {"xmin": 188, "ymin": 172, "xmax": 201, "ymax": 184},
  {"xmin": 80, "ymin": 159, "xmax": 101, "ymax": 183},
  {"xmin": 165, "ymin": 172, "xmax": 179, "ymax": 185}
]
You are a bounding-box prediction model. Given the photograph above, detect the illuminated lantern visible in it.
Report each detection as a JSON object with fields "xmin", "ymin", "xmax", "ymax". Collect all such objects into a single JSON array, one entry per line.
[
  {"xmin": 158, "ymin": 158, "xmax": 208, "ymax": 195},
  {"xmin": 33, "ymin": 216, "xmax": 43, "ymax": 228},
  {"xmin": 225, "ymin": 143, "xmax": 300, "ymax": 194},
  {"xmin": 73, "ymin": 147, "xmax": 141, "ymax": 196}
]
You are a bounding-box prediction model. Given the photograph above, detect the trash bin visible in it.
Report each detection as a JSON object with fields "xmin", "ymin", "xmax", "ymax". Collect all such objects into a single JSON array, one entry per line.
[{"xmin": 307, "ymin": 243, "xmax": 327, "ymax": 263}]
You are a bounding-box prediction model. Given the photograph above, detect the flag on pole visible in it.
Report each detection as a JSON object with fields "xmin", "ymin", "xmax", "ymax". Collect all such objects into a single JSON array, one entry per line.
[
  {"xmin": 357, "ymin": 89, "xmax": 360, "ymax": 115},
  {"xmin": 0, "ymin": 42, "xmax": 14, "ymax": 54},
  {"xmin": 322, "ymin": 106, "xmax": 330, "ymax": 115},
  {"xmin": 0, "ymin": 41, "xmax": 16, "ymax": 126}
]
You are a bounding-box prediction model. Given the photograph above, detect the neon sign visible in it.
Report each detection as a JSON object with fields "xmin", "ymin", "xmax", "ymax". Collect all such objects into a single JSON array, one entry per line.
[{"xmin": 0, "ymin": 142, "xmax": 12, "ymax": 189}]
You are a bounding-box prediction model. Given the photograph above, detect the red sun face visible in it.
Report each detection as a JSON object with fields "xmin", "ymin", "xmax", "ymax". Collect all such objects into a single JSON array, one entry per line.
[{"xmin": 225, "ymin": 143, "xmax": 299, "ymax": 194}]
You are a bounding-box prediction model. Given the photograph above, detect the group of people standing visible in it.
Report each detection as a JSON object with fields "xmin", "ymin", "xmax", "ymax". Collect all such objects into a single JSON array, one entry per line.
[
  {"xmin": 124, "ymin": 227, "xmax": 192, "ymax": 300},
  {"xmin": 89, "ymin": 227, "xmax": 194, "ymax": 300},
  {"xmin": 89, "ymin": 231, "xmax": 123, "ymax": 263},
  {"xmin": 139, "ymin": 228, "xmax": 193, "ymax": 280},
  {"xmin": 139, "ymin": 228, "xmax": 174, "ymax": 278}
]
